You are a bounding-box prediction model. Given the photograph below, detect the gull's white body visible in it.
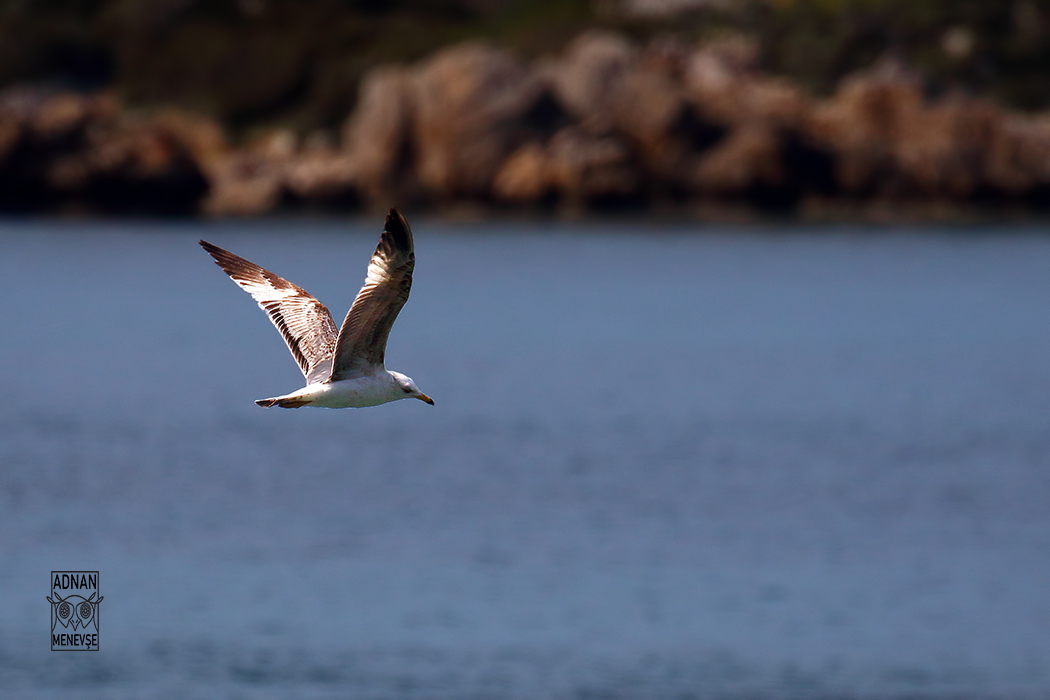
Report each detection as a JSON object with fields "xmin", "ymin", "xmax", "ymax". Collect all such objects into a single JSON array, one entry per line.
[{"xmin": 268, "ymin": 371, "xmax": 418, "ymax": 409}]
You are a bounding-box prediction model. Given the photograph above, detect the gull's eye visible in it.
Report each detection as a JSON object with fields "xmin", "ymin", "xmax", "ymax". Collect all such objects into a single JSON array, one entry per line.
[{"xmin": 403, "ymin": 386, "xmax": 413, "ymax": 393}]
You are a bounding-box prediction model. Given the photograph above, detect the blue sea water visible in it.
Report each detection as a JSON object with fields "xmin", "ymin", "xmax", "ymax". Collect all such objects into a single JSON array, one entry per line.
[{"xmin": 0, "ymin": 218, "xmax": 1048, "ymax": 699}]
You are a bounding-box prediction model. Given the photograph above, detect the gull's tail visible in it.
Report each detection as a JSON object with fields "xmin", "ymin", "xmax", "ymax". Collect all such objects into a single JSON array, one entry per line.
[{"xmin": 255, "ymin": 396, "xmax": 309, "ymax": 408}]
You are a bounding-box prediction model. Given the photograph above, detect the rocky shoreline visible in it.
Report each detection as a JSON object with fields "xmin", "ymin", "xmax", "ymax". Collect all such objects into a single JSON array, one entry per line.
[{"xmin": 3, "ymin": 31, "xmax": 1050, "ymax": 219}]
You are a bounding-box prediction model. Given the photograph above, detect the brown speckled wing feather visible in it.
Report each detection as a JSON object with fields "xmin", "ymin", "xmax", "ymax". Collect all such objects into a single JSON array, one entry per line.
[{"xmin": 200, "ymin": 240, "xmax": 338, "ymax": 384}]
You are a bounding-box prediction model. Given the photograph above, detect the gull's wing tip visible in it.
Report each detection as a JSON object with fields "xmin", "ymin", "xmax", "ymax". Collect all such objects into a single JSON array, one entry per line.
[
  {"xmin": 199, "ymin": 240, "xmax": 242, "ymax": 271},
  {"xmin": 199, "ymin": 239, "xmax": 226, "ymax": 259},
  {"xmin": 384, "ymin": 207, "xmax": 412, "ymax": 250}
]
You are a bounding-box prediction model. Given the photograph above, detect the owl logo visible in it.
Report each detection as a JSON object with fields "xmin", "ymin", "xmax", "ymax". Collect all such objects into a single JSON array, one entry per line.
[
  {"xmin": 49, "ymin": 571, "xmax": 102, "ymax": 650},
  {"xmin": 48, "ymin": 591, "xmax": 103, "ymax": 633}
]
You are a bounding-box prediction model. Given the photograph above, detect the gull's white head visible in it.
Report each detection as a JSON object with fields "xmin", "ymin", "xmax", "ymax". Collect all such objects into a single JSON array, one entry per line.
[{"xmin": 389, "ymin": 371, "xmax": 434, "ymax": 405}]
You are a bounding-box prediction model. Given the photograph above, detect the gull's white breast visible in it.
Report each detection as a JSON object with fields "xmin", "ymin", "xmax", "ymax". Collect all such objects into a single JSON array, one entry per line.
[{"xmin": 276, "ymin": 374, "xmax": 403, "ymax": 408}]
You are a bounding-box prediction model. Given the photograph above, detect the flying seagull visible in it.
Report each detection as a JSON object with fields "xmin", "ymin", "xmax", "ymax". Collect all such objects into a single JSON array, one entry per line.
[{"xmin": 200, "ymin": 208, "xmax": 433, "ymax": 409}]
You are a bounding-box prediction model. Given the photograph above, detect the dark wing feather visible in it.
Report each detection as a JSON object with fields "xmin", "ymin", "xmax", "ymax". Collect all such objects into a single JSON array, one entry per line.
[
  {"xmin": 330, "ymin": 208, "xmax": 415, "ymax": 381},
  {"xmin": 200, "ymin": 240, "xmax": 338, "ymax": 384}
]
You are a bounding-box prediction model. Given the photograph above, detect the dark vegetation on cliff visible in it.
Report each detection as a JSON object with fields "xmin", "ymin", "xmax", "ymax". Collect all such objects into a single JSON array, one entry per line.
[{"xmin": 2, "ymin": 0, "xmax": 1048, "ymax": 134}]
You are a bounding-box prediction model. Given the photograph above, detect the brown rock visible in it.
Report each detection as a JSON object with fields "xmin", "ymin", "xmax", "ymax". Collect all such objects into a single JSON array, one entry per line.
[
  {"xmin": 640, "ymin": 34, "xmax": 693, "ymax": 82},
  {"xmin": 284, "ymin": 150, "xmax": 359, "ymax": 202},
  {"xmin": 684, "ymin": 42, "xmax": 809, "ymax": 130},
  {"xmin": 493, "ymin": 126, "xmax": 638, "ymax": 205},
  {"xmin": 151, "ymin": 110, "xmax": 227, "ymax": 164},
  {"xmin": 200, "ymin": 151, "xmax": 283, "ymax": 216},
  {"xmin": 984, "ymin": 111, "xmax": 1050, "ymax": 195},
  {"xmin": 410, "ymin": 42, "xmax": 548, "ymax": 198},
  {"xmin": 807, "ymin": 58, "xmax": 927, "ymax": 194},
  {"xmin": 58, "ymin": 113, "xmax": 209, "ymax": 213},
  {"xmin": 0, "ymin": 89, "xmax": 119, "ymax": 142},
  {"xmin": 807, "ymin": 57, "xmax": 1050, "ymax": 200},
  {"xmin": 343, "ymin": 65, "xmax": 415, "ymax": 202},
  {"xmin": 493, "ymin": 142, "xmax": 551, "ymax": 202},
  {"xmin": 0, "ymin": 89, "xmax": 211, "ymax": 213},
  {"xmin": 690, "ymin": 124, "xmax": 782, "ymax": 196},
  {"xmin": 892, "ymin": 96, "xmax": 987, "ymax": 197},
  {"xmin": 553, "ymin": 30, "xmax": 690, "ymax": 175},
  {"xmin": 547, "ymin": 126, "xmax": 638, "ymax": 203},
  {"xmin": 202, "ymin": 127, "xmax": 363, "ymax": 214},
  {"xmin": 551, "ymin": 30, "xmax": 638, "ymax": 134},
  {"xmin": 200, "ymin": 129, "xmax": 301, "ymax": 216},
  {"xmin": 615, "ymin": 63, "xmax": 690, "ymax": 172},
  {"xmin": 248, "ymin": 128, "xmax": 299, "ymax": 162}
]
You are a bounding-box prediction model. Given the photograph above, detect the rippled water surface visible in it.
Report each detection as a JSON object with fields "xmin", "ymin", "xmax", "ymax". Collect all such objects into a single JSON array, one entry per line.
[{"xmin": 1, "ymin": 219, "xmax": 1049, "ymax": 699}]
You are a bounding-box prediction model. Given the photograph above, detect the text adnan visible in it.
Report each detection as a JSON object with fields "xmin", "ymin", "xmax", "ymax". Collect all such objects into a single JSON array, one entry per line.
[{"xmin": 53, "ymin": 573, "xmax": 97, "ymax": 590}]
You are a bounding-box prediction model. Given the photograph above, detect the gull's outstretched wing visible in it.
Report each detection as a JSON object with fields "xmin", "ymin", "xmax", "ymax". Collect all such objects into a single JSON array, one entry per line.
[
  {"xmin": 200, "ymin": 240, "xmax": 338, "ymax": 384},
  {"xmin": 330, "ymin": 208, "xmax": 415, "ymax": 381}
]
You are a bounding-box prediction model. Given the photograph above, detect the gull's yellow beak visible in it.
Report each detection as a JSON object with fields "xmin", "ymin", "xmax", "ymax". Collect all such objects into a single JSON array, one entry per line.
[{"xmin": 416, "ymin": 393, "xmax": 435, "ymax": 405}]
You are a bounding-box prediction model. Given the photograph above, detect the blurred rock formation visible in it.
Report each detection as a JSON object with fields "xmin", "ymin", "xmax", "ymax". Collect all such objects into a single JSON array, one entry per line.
[
  {"xmin": 0, "ymin": 90, "xmax": 208, "ymax": 214},
  {"xmin": 3, "ymin": 30, "xmax": 1050, "ymax": 217}
]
